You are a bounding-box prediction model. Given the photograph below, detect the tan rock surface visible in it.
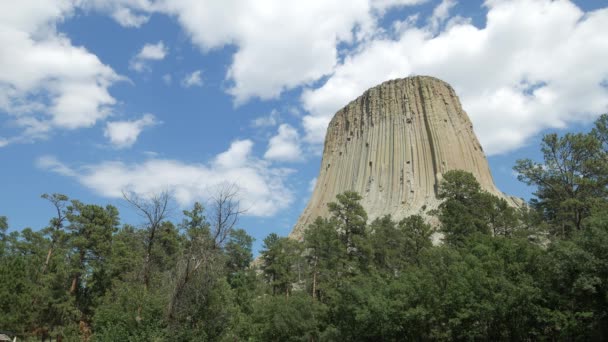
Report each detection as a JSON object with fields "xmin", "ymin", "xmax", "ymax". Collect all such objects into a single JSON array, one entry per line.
[{"xmin": 290, "ymin": 76, "xmax": 519, "ymax": 239}]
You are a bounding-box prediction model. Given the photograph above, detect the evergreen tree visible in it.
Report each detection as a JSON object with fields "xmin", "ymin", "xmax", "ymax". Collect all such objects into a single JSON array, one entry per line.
[
  {"xmin": 435, "ymin": 170, "xmax": 491, "ymax": 244},
  {"xmin": 515, "ymin": 114, "xmax": 608, "ymax": 236},
  {"xmin": 65, "ymin": 201, "xmax": 119, "ymax": 319},
  {"xmin": 304, "ymin": 217, "xmax": 344, "ymax": 301},
  {"xmin": 261, "ymin": 233, "xmax": 302, "ymax": 296}
]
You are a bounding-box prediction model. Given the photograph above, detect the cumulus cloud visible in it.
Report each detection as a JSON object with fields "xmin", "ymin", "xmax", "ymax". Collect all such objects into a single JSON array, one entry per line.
[
  {"xmin": 428, "ymin": 0, "xmax": 458, "ymax": 32},
  {"xmin": 181, "ymin": 70, "xmax": 203, "ymax": 88},
  {"xmin": 78, "ymin": 0, "xmax": 155, "ymax": 28},
  {"xmin": 301, "ymin": 0, "xmax": 608, "ymax": 155},
  {"xmin": 158, "ymin": 0, "xmax": 425, "ymax": 104},
  {"xmin": 36, "ymin": 155, "xmax": 77, "ymax": 177},
  {"xmin": 373, "ymin": 0, "xmax": 429, "ymax": 12},
  {"xmin": 0, "ymin": 1, "xmax": 121, "ymax": 143},
  {"xmin": 251, "ymin": 109, "xmax": 280, "ymax": 128},
  {"xmin": 37, "ymin": 140, "xmax": 294, "ymax": 216},
  {"xmin": 130, "ymin": 41, "xmax": 168, "ymax": 72},
  {"xmin": 264, "ymin": 124, "xmax": 303, "ymax": 162},
  {"xmin": 110, "ymin": 7, "xmax": 151, "ymax": 27},
  {"xmin": 104, "ymin": 113, "xmax": 158, "ymax": 148}
]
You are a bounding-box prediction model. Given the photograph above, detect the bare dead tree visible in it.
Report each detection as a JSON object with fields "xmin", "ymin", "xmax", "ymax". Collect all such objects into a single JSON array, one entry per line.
[
  {"xmin": 41, "ymin": 193, "xmax": 69, "ymax": 275},
  {"xmin": 122, "ymin": 190, "xmax": 172, "ymax": 290},
  {"xmin": 167, "ymin": 183, "xmax": 245, "ymax": 320},
  {"xmin": 208, "ymin": 183, "xmax": 246, "ymax": 249},
  {"xmin": 167, "ymin": 239, "xmax": 220, "ymax": 320}
]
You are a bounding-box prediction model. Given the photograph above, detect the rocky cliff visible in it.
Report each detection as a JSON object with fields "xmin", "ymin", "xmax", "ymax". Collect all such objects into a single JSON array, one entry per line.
[{"xmin": 290, "ymin": 76, "xmax": 518, "ymax": 239}]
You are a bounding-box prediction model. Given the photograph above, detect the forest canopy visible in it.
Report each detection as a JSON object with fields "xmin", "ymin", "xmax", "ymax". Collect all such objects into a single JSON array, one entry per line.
[{"xmin": 1, "ymin": 115, "xmax": 608, "ymax": 341}]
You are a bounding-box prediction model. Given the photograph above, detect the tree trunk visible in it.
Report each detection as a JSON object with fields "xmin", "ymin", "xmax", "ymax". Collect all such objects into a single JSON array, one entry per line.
[
  {"xmin": 42, "ymin": 245, "xmax": 54, "ymax": 274},
  {"xmin": 312, "ymin": 270, "xmax": 317, "ymax": 300},
  {"xmin": 312, "ymin": 259, "xmax": 317, "ymax": 300},
  {"xmin": 70, "ymin": 250, "xmax": 85, "ymax": 295},
  {"xmin": 70, "ymin": 277, "xmax": 78, "ymax": 294}
]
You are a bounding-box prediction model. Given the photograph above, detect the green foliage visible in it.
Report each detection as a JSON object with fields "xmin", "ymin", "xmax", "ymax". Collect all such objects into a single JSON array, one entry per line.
[
  {"xmin": 261, "ymin": 233, "xmax": 303, "ymax": 296},
  {"xmin": 66, "ymin": 201, "xmax": 120, "ymax": 316},
  {"xmin": 538, "ymin": 215, "xmax": 608, "ymax": 339},
  {"xmin": 0, "ymin": 216, "xmax": 7, "ymax": 235},
  {"xmin": 304, "ymin": 217, "xmax": 345, "ymax": 301},
  {"xmin": 249, "ymin": 293, "xmax": 328, "ymax": 342},
  {"xmin": 515, "ymin": 114, "xmax": 608, "ymax": 237},
  {"xmin": 93, "ymin": 281, "xmax": 168, "ymax": 342},
  {"xmin": 3, "ymin": 115, "xmax": 608, "ymax": 340},
  {"xmin": 435, "ymin": 170, "xmax": 519, "ymax": 245},
  {"xmin": 226, "ymin": 228, "xmax": 254, "ymax": 274},
  {"xmin": 225, "ymin": 228, "xmax": 257, "ymax": 316},
  {"xmin": 328, "ymin": 191, "xmax": 368, "ymax": 248},
  {"xmin": 397, "ymin": 215, "xmax": 433, "ymax": 259},
  {"xmin": 0, "ymin": 216, "xmax": 8, "ymax": 257},
  {"xmin": 0, "ymin": 256, "xmax": 36, "ymax": 333},
  {"xmin": 369, "ymin": 214, "xmax": 432, "ymax": 272}
]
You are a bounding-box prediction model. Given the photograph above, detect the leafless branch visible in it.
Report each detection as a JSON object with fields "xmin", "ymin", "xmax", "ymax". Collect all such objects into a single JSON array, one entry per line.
[
  {"xmin": 208, "ymin": 183, "xmax": 246, "ymax": 249},
  {"xmin": 122, "ymin": 189, "xmax": 173, "ymax": 290}
]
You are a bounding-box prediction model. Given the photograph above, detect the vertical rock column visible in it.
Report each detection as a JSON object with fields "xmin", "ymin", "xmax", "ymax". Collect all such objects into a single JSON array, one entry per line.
[{"xmin": 290, "ymin": 76, "xmax": 514, "ymax": 239}]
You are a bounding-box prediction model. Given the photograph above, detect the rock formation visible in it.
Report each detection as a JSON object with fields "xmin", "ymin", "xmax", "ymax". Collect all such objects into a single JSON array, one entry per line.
[{"xmin": 290, "ymin": 76, "xmax": 519, "ymax": 239}]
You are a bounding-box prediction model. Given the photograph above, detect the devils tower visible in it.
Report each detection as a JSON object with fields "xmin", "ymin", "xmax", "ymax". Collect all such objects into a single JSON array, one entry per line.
[{"xmin": 290, "ymin": 76, "xmax": 518, "ymax": 239}]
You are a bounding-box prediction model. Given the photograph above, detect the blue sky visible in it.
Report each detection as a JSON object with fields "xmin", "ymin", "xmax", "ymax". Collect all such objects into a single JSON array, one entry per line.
[{"xmin": 1, "ymin": 0, "xmax": 607, "ymax": 253}]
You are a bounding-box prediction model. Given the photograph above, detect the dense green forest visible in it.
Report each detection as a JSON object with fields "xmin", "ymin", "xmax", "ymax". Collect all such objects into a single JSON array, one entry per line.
[{"xmin": 2, "ymin": 115, "xmax": 608, "ymax": 341}]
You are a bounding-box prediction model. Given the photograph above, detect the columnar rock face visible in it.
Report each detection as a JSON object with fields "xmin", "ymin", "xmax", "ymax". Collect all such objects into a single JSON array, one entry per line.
[{"xmin": 290, "ymin": 76, "xmax": 518, "ymax": 239}]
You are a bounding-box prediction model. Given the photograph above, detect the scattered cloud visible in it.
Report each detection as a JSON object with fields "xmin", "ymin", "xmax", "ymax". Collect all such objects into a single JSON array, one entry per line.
[
  {"xmin": 428, "ymin": 0, "xmax": 458, "ymax": 33},
  {"xmin": 159, "ymin": 0, "xmax": 426, "ymax": 104},
  {"xmin": 138, "ymin": 41, "xmax": 167, "ymax": 59},
  {"xmin": 215, "ymin": 140, "xmax": 254, "ymax": 169},
  {"xmin": 36, "ymin": 155, "xmax": 77, "ymax": 177},
  {"xmin": 162, "ymin": 73, "xmax": 172, "ymax": 85},
  {"xmin": 251, "ymin": 109, "xmax": 280, "ymax": 128},
  {"xmin": 130, "ymin": 41, "xmax": 168, "ymax": 72},
  {"xmin": 37, "ymin": 140, "xmax": 294, "ymax": 216},
  {"xmin": 264, "ymin": 124, "xmax": 303, "ymax": 162},
  {"xmin": 143, "ymin": 150, "xmax": 159, "ymax": 158},
  {"xmin": 301, "ymin": 0, "xmax": 608, "ymax": 155},
  {"xmin": 181, "ymin": 70, "xmax": 203, "ymax": 88},
  {"xmin": 308, "ymin": 177, "xmax": 317, "ymax": 192},
  {"xmin": 0, "ymin": 1, "xmax": 121, "ymax": 142},
  {"xmin": 110, "ymin": 7, "xmax": 151, "ymax": 27},
  {"xmin": 78, "ymin": 0, "xmax": 154, "ymax": 28},
  {"xmin": 372, "ymin": 0, "xmax": 429, "ymax": 12},
  {"xmin": 104, "ymin": 113, "xmax": 158, "ymax": 148}
]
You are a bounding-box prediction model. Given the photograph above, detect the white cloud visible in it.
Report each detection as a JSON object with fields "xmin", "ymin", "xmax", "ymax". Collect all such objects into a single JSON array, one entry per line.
[
  {"xmin": 264, "ymin": 124, "xmax": 303, "ymax": 162},
  {"xmin": 104, "ymin": 113, "xmax": 158, "ymax": 148},
  {"xmin": 130, "ymin": 41, "xmax": 168, "ymax": 72},
  {"xmin": 36, "ymin": 155, "xmax": 77, "ymax": 177},
  {"xmin": 78, "ymin": 0, "xmax": 155, "ymax": 28},
  {"xmin": 37, "ymin": 140, "xmax": 294, "ymax": 216},
  {"xmin": 372, "ymin": 0, "xmax": 428, "ymax": 12},
  {"xmin": 0, "ymin": 1, "xmax": 121, "ymax": 142},
  {"xmin": 308, "ymin": 177, "xmax": 317, "ymax": 192},
  {"xmin": 0, "ymin": 137, "xmax": 8, "ymax": 148},
  {"xmin": 428, "ymin": 0, "xmax": 457, "ymax": 32},
  {"xmin": 301, "ymin": 0, "xmax": 608, "ymax": 155},
  {"xmin": 138, "ymin": 41, "xmax": 167, "ymax": 60},
  {"xmin": 158, "ymin": 0, "xmax": 425, "ymax": 104},
  {"xmin": 215, "ymin": 139, "xmax": 254, "ymax": 169},
  {"xmin": 143, "ymin": 150, "xmax": 159, "ymax": 157},
  {"xmin": 181, "ymin": 70, "xmax": 203, "ymax": 88},
  {"xmin": 251, "ymin": 109, "xmax": 280, "ymax": 128},
  {"xmin": 110, "ymin": 7, "xmax": 150, "ymax": 27}
]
